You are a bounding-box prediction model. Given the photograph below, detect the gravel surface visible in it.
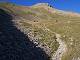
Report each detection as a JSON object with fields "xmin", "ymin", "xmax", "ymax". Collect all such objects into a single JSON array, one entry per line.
[{"xmin": 52, "ymin": 33, "xmax": 67, "ymax": 60}]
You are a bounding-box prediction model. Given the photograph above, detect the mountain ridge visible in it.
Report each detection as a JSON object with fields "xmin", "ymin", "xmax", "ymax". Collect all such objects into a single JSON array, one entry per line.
[{"xmin": 1, "ymin": 3, "xmax": 80, "ymax": 17}]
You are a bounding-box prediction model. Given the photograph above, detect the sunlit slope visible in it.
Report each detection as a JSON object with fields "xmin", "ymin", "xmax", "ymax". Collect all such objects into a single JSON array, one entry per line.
[{"xmin": 1, "ymin": 3, "xmax": 80, "ymax": 60}]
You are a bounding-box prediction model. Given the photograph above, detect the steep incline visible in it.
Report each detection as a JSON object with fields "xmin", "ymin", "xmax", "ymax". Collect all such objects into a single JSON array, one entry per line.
[
  {"xmin": 1, "ymin": 3, "xmax": 80, "ymax": 60},
  {"xmin": 0, "ymin": 6, "xmax": 50, "ymax": 60}
]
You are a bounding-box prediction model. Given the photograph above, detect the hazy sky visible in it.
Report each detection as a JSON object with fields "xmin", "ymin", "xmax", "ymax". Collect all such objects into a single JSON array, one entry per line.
[{"xmin": 1, "ymin": 0, "xmax": 80, "ymax": 13}]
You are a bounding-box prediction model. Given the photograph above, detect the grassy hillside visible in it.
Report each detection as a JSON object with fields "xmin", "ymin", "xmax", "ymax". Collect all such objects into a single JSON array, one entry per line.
[{"xmin": 0, "ymin": 3, "xmax": 80, "ymax": 60}]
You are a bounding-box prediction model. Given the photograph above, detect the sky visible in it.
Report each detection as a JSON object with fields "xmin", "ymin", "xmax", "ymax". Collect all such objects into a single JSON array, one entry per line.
[{"xmin": 0, "ymin": 0, "xmax": 80, "ymax": 13}]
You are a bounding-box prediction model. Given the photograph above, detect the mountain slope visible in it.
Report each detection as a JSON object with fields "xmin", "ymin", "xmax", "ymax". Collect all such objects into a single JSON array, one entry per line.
[
  {"xmin": 0, "ymin": 3, "xmax": 50, "ymax": 60},
  {"xmin": 0, "ymin": 3, "xmax": 80, "ymax": 60}
]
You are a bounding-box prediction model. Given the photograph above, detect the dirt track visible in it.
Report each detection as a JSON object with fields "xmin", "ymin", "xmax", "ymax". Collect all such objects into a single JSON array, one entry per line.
[{"xmin": 52, "ymin": 33, "xmax": 67, "ymax": 60}]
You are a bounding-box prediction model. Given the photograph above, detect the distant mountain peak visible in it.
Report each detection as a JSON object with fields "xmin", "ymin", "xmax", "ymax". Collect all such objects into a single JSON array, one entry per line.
[
  {"xmin": 32, "ymin": 3, "xmax": 80, "ymax": 17},
  {"xmin": 33, "ymin": 3, "xmax": 49, "ymax": 7}
]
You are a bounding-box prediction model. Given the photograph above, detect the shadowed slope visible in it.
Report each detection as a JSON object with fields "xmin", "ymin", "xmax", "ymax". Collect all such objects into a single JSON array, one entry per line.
[{"xmin": 0, "ymin": 8, "xmax": 50, "ymax": 60}]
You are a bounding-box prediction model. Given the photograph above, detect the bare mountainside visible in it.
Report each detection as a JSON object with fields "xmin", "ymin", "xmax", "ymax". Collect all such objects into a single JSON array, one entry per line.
[{"xmin": 0, "ymin": 3, "xmax": 80, "ymax": 60}]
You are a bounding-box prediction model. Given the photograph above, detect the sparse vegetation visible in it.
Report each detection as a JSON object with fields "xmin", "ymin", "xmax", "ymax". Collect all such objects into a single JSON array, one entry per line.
[{"xmin": 0, "ymin": 3, "xmax": 80, "ymax": 60}]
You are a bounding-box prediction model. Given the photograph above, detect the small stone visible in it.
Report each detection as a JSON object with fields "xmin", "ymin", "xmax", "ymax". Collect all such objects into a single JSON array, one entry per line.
[
  {"xmin": 34, "ymin": 42, "xmax": 39, "ymax": 45},
  {"xmin": 70, "ymin": 42, "xmax": 73, "ymax": 45},
  {"xmin": 63, "ymin": 35, "xmax": 66, "ymax": 38},
  {"xmin": 67, "ymin": 21, "xmax": 71, "ymax": 23}
]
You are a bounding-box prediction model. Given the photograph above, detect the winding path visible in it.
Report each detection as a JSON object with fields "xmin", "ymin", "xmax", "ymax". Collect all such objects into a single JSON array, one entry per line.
[
  {"xmin": 43, "ymin": 27, "xmax": 67, "ymax": 60},
  {"xmin": 52, "ymin": 33, "xmax": 67, "ymax": 60},
  {"xmin": 35, "ymin": 25, "xmax": 67, "ymax": 60}
]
